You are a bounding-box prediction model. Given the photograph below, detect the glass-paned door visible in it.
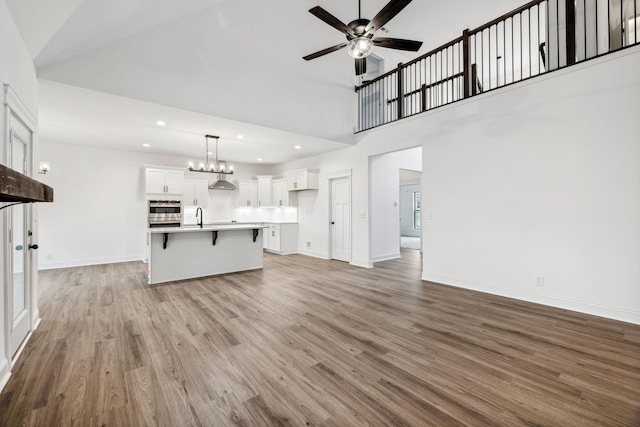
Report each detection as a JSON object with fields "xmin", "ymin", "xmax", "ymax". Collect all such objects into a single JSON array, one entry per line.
[{"xmin": 9, "ymin": 121, "xmax": 32, "ymax": 356}]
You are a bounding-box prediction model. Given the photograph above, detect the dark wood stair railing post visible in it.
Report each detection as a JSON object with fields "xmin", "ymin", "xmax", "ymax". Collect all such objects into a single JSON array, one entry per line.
[
  {"xmin": 396, "ymin": 62, "xmax": 404, "ymax": 120},
  {"xmin": 566, "ymin": 0, "xmax": 576, "ymax": 66},
  {"xmin": 471, "ymin": 63, "xmax": 478, "ymax": 96},
  {"xmin": 462, "ymin": 29, "xmax": 470, "ymax": 99},
  {"xmin": 421, "ymin": 84, "xmax": 427, "ymax": 112}
]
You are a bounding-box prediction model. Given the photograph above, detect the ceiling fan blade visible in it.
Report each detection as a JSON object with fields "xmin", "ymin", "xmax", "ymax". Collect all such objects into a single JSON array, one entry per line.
[
  {"xmin": 303, "ymin": 43, "xmax": 348, "ymax": 61},
  {"xmin": 373, "ymin": 37, "xmax": 423, "ymax": 51},
  {"xmin": 365, "ymin": 0, "xmax": 412, "ymax": 34},
  {"xmin": 355, "ymin": 58, "xmax": 367, "ymax": 75},
  {"xmin": 309, "ymin": 6, "xmax": 355, "ymax": 37}
]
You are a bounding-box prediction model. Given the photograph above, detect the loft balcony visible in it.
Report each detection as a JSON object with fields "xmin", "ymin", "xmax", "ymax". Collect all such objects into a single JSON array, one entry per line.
[{"xmin": 356, "ymin": 0, "xmax": 640, "ymax": 132}]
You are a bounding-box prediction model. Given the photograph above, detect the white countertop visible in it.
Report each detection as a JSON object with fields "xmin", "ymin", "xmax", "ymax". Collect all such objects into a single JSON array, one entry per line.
[
  {"xmin": 149, "ymin": 223, "xmax": 268, "ymax": 234},
  {"xmin": 201, "ymin": 221, "xmax": 297, "ymax": 225}
]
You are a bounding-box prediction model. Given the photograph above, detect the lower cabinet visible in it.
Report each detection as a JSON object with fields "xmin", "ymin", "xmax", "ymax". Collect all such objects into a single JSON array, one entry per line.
[{"xmin": 263, "ymin": 223, "xmax": 298, "ymax": 255}]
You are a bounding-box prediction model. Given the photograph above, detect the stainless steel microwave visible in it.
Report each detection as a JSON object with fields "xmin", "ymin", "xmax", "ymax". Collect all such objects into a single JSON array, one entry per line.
[{"xmin": 148, "ymin": 200, "xmax": 182, "ymax": 228}]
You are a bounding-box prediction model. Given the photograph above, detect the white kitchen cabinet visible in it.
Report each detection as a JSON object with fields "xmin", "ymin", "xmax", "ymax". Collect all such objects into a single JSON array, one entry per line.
[
  {"xmin": 257, "ymin": 175, "xmax": 272, "ymax": 207},
  {"xmin": 271, "ymin": 179, "xmax": 290, "ymax": 207},
  {"xmin": 146, "ymin": 168, "xmax": 184, "ymax": 194},
  {"xmin": 263, "ymin": 223, "xmax": 298, "ymax": 254},
  {"xmin": 183, "ymin": 179, "xmax": 209, "ymax": 207},
  {"xmin": 238, "ymin": 180, "xmax": 258, "ymax": 207},
  {"xmin": 286, "ymin": 168, "xmax": 319, "ymax": 191}
]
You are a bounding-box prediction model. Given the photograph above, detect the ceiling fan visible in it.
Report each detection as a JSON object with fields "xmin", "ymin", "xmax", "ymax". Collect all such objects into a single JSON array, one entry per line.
[{"xmin": 303, "ymin": 0, "xmax": 423, "ymax": 76}]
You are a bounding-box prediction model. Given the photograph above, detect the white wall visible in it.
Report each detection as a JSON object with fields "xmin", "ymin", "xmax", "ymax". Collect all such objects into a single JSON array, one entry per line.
[
  {"xmin": 34, "ymin": 40, "xmax": 640, "ymax": 333},
  {"xmin": 37, "ymin": 141, "xmax": 273, "ymax": 269},
  {"xmin": 0, "ymin": 0, "xmax": 39, "ymax": 391},
  {"xmin": 370, "ymin": 148, "xmax": 422, "ymax": 261},
  {"xmin": 362, "ymin": 47, "xmax": 640, "ymax": 324},
  {"xmin": 272, "ymin": 150, "xmax": 357, "ymax": 260},
  {"xmin": 276, "ymin": 46, "xmax": 640, "ymax": 324}
]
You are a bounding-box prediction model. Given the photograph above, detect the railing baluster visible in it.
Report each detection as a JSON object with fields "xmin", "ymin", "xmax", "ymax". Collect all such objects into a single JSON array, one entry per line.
[
  {"xmin": 355, "ymin": 0, "xmax": 638, "ymax": 132},
  {"xmin": 567, "ymin": 0, "xmax": 576, "ymax": 64},
  {"xmin": 397, "ymin": 63, "xmax": 404, "ymax": 120}
]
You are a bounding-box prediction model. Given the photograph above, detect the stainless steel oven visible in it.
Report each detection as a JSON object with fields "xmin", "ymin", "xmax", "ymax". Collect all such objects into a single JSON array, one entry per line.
[{"xmin": 148, "ymin": 200, "xmax": 182, "ymax": 228}]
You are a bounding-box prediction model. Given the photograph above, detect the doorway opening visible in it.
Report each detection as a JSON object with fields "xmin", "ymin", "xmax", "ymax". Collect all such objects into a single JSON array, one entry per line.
[{"xmin": 369, "ymin": 146, "xmax": 422, "ymax": 264}]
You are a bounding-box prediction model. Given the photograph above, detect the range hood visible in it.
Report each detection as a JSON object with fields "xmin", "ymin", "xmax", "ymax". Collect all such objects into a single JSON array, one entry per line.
[
  {"xmin": 0, "ymin": 164, "xmax": 54, "ymax": 204},
  {"xmin": 208, "ymin": 174, "xmax": 237, "ymax": 191}
]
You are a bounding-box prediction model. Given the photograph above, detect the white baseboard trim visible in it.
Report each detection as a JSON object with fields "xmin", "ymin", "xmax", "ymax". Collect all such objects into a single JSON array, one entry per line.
[
  {"xmin": 12, "ymin": 330, "xmax": 33, "ymax": 365},
  {"xmin": 0, "ymin": 311, "xmax": 42, "ymax": 394},
  {"xmin": 350, "ymin": 260, "xmax": 373, "ymax": 269},
  {"xmin": 32, "ymin": 310, "xmax": 41, "ymax": 330},
  {"xmin": 39, "ymin": 255, "xmax": 143, "ymax": 270},
  {"xmin": 297, "ymin": 249, "xmax": 330, "ymax": 260},
  {"xmin": 0, "ymin": 357, "xmax": 10, "ymax": 393},
  {"xmin": 295, "ymin": 251, "xmax": 373, "ymax": 268},
  {"xmin": 423, "ymin": 273, "xmax": 640, "ymax": 325},
  {"xmin": 372, "ymin": 253, "xmax": 401, "ymax": 263}
]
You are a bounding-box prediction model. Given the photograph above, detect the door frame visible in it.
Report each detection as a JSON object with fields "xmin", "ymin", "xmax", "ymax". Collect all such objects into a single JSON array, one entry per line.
[
  {"xmin": 3, "ymin": 84, "xmax": 38, "ymax": 370},
  {"xmin": 326, "ymin": 169, "xmax": 352, "ymax": 263}
]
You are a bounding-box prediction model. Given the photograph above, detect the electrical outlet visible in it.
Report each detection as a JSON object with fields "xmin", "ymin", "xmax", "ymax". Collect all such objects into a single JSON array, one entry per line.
[
  {"xmin": 46, "ymin": 253, "xmax": 53, "ymax": 260},
  {"xmin": 307, "ymin": 242, "xmax": 311, "ymax": 248},
  {"xmin": 535, "ymin": 276, "xmax": 544, "ymax": 287}
]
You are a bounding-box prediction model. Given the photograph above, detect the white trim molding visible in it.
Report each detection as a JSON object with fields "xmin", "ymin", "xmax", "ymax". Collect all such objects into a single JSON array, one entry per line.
[
  {"xmin": 39, "ymin": 255, "xmax": 143, "ymax": 270},
  {"xmin": 422, "ymin": 273, "xmax": 640, "ymax": 326},
  {"xmin": 0, "ymin": 356, "xmax": 10, "ymax": 393},
  {"xmin": 372, "ymin": 253, "xmax": 401, "ymax": 263},
  {"xmin": 325, "ymin": 169, "xmax": 352, "ymax": 180},
  {"xmin": 3, "ymin": 84, "xmax": 36, "ymax": 130}
]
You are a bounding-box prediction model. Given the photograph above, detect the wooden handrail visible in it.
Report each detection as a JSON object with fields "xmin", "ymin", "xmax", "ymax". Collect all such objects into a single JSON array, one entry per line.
[
  {"xmin": 356, "ymin": 0, "xmax": 640, "ymax": 133},
  {"xmin": 469, "ymin": 0, "xmax": 546, "ymax": 34},
  {"xmin": 387, "ymin": 72, "xmax": 464, "ymax": 104},
  {"xmin": 355, "ymin": 35, "xmax": 465, "ymax": 91}
]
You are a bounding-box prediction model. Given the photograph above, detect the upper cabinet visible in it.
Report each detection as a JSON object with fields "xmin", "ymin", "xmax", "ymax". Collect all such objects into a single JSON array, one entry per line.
[
  {"xmin": 256, "ymin": 175, "xmax": 272, "ymax": 207},
  {"xmin": 286, "ymin": 169, "xmax": 319, "ymax": 191},
  {"xmin": 238, "ymin": 180, "xmax": 258, "ymax": 207},
  {"xmin": 183, "ymin": 179, "xmax": 209, "ymax": 207},
  {"xmin": 272, "ymin": 178, "xmax": 289, "ymax": 207},
  {"xmin": 146, "ymin": 168, "xmax": 184, "ymax": 195}
]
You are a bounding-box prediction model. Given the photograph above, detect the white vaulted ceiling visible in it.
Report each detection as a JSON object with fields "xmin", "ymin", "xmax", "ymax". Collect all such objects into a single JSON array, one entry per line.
[{"xmin": 5, "ymin": 0, "xmax": 524, "ymax": 164}]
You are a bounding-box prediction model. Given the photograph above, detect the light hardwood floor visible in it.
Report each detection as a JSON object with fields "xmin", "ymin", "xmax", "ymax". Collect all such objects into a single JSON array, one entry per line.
[{"xmin": 1, "ymin": 250, "xmax": 639, "ymax": 426}]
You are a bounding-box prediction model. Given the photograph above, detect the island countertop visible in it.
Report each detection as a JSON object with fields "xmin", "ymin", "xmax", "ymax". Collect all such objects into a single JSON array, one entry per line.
[
  {"xmin": 147, "ymin": 223, "xmax": 268, "ymax": 284},
  {"xmin": 148, "ymin": 223, "xmax": 268, "ymax": 234}
]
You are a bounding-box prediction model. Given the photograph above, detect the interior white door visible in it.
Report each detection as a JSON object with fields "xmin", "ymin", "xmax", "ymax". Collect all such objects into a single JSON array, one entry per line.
[
  {"xmin": 331, "ymin": 177, "xmax": 351, "ymax": 262},
  {"xmin": 8, "ymin": 119, "xmax": 32, "ymax": 356}
]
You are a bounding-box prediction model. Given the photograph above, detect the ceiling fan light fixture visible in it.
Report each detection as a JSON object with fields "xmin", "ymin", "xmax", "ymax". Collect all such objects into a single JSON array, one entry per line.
[{"xmin": 347, "ymin": 36, "xmax": 374, "ymax": 59}]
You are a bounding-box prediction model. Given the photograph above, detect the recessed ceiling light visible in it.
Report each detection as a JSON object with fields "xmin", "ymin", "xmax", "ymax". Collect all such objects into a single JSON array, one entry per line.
[
  {"xmin": 142, "ymin": 143, "xmax": 150, "ymax": 147},
  {"xmin": 156, "ymin": 120, "xmax": 166, "ymax": 126},
  {"xmin": 294, "ymin": 145, "xmax": 302, "ymax": 149},
  {"xmin": 237, "ymin": 134, "xmax": 244, "ymax": 139},
  {"xmin": 257, "ymin": 158, "xmax": 263, "ymax": 162}
]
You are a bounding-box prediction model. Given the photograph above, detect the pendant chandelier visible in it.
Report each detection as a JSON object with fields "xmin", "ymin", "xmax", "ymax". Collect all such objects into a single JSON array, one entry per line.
[{"xmin": 187, "ymin": 135, "xmax": 237, "ymax": 190}]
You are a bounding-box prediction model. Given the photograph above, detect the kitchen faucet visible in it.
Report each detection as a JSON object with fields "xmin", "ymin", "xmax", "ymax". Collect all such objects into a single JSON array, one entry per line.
[{"xmin": 196, "ymin": 207, "xmax": 203, "ymax": 228}]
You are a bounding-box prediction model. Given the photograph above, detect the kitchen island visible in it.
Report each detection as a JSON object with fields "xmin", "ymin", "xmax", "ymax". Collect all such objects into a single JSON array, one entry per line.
[{"xmin": 148, "ymin": 223, "xmax": 268, "ymax": 284}]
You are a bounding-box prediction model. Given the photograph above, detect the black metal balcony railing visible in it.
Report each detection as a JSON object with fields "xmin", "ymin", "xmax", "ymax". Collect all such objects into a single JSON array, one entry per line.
[{"xmin": 356, "ymin": 0, "xmax": 640, "ymax": 132}]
